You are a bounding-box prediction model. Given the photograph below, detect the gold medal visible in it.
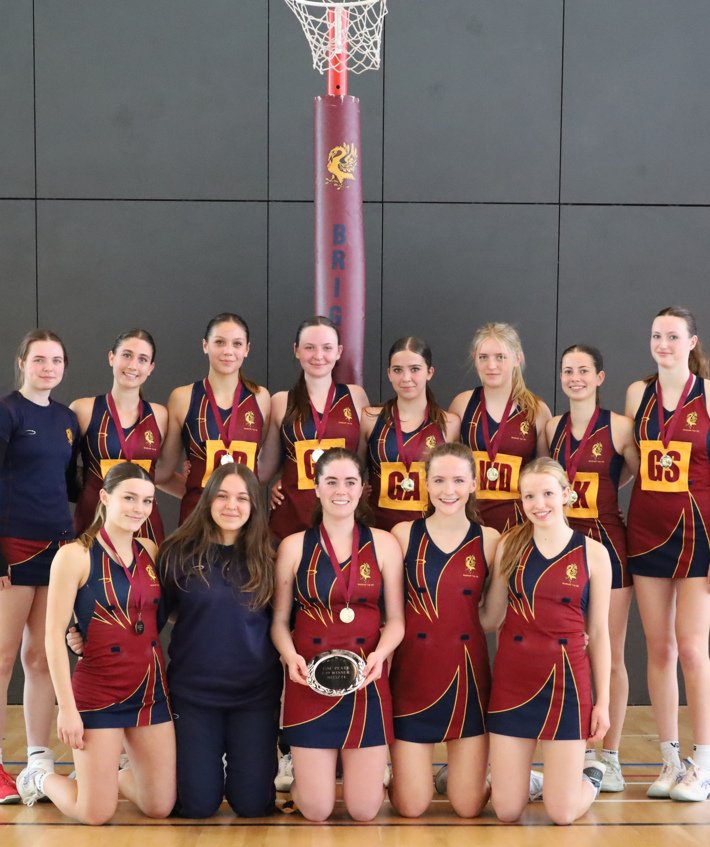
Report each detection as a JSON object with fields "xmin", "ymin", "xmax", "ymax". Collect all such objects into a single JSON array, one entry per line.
[{"xmin": 339, "ymin": 607, "xmax": 355, "ymax": 624}]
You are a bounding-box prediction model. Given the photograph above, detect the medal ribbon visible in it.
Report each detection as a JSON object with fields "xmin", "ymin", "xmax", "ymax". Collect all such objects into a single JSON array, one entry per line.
[
  {"xmin": 98, "ymin": 528, "xmax": 146, "ymax": 628},
  {"xmin": 655, "ymin": 373, "xmax": 694, "ymax": 449},
  {"xmin": 391, "ymin": 405, "xmax": 429, "ymax": 475},
  {"xmin": 204, "ymin": 377, "xmax": 243, "ymax": 451},
  {"xmin": 564, "ymin": 407, "xmax": 601, "ymax": 485},
  {"xmin": 320, "ymin": 522, "xmax": 359, "ymax": 611},
  {"xmin": 308, "ymin": 381, "xmax": 337, "ymax": 444},
  {"xmin": 479, "ymin": 391, "xmax": 516, "ymax": 463},
  {"xmin": 106, "ymin": 393, "xmax": 144, "ymax": 462}
]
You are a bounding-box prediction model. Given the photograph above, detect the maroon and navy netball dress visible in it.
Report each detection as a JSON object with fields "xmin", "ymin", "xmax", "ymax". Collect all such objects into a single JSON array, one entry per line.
[
  {"xmin": 390, "ymin": 519, "xmax": 490, "ymax": 743},
  {"xmin": 73, "ymin": 395, "xmax": 164, "ymax": 543},
  {"xmin": 549, "ymin": 409, "xmax": 630, "ymax": 589},
  {"xmin": 627, "ymin": 376, "xmax": 710, "ymax": 579},
  {"xmin": 281, "ymin": 524, "xmax": 393, "ymax": 749},
  {"xmin": 0, "ymin": 391, "xmax": 78, "ymax": 586},
  {"xmin": 180, "ymin": 379, "xmax": 263, "ymax": 523},
  {"xmin": 487, "ymin": 532, "xmax": 592, "ymax": 741},
  {"xmin": 367, "ymin": 411, "xmax": 445, "ymax": 531},
  {"xmin": 460, "ymin": 387, "xmax": 537, "ymax": 533},
  {"xmin": 71, "ymin": 540, "xmax": 170, "ymax": 728},
  {"xmin": 269, "ymin": 384, "xmax": 359, "ymax": 541}
]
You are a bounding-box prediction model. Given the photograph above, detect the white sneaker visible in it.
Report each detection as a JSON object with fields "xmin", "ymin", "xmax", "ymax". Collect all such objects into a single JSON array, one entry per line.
[
  {"xmin": 529, "ymin": 769, "xmax": 544, "ymax": 801},
  {"xmin": 384, "ymin": 764, "xmax": 392, "ymax": 788},
  {"xmin": 669, "ymin": 759, "xmax": 710, "ymax": 802},
  {"xmin": 647, "ymin": 759, "xmax": 686, "ymax": 799},
  {"xmin": 600, "ymin": 756, "xmax": 625, "ymax": 792},
  {"xmin": 274, "ymin": 752, "xmax": 294, "ymax": 792},
  {"xmin": 16, "ymin": 759, "xmax": 54, "ymax": 806},
  {"xmin": 434, "ymin": 764, "xmax": 448, "ymax": 795}
]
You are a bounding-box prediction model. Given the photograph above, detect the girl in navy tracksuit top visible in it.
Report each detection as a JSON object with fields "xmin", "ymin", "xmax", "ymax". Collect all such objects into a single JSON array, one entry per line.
[{"xmin": 158, "ymin": 462, "xmax": 281, "ymax": 819}]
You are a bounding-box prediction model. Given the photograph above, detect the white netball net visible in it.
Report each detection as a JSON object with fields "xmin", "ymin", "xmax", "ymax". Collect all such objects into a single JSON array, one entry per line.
[{"xmin": 283, "ymin": 0, "xmax": 387, "ymax": 75}]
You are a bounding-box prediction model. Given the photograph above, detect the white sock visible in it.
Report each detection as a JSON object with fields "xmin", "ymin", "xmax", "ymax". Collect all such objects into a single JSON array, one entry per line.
[
  {"xmin": 660, "ymin": 741, "xmax": 681, "ymax": 767},
  {"xmin": 601, "ymin": 749, "xmax": 619, "ymax": 764},
  {"xmin": 693, "ymin": 744, "xmax": 710, "ymax": 770},
  {"xmin": 584, "ymin": 748, "xmax": 597, "ymax": 761},
  {"xmin": 27, "ymin": 746, "xmax": 53, "ymax": 762}
]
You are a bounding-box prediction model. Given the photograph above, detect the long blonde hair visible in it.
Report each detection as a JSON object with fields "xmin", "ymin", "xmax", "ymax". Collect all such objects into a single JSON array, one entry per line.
[
  {"xmin": 498, "ymin": 458, "xmax": 570, "ymax": 581},
  {"xmin": 471, "ymin": 322, "xmax": 540, "ymax": 424}
]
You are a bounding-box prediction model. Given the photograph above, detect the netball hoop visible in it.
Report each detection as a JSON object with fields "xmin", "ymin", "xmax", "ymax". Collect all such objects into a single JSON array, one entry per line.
[{"xmin": 283, "ymin": 0, "xmax": 387, "ymax": 384}]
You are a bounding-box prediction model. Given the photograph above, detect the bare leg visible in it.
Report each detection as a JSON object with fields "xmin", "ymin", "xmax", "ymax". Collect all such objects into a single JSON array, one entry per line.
[
  {"xmin": 445, "ymin": 735, "xmax": 489, "ymax": 818},
  {"xmin": 489, "ymin": 733, "xmax": 535, "ymax": 822},
  {"xmin": 42, "ymin": 728, "xmax": 123, "ymax": 825},
  {"xmin": 122, "ymin": 721, "xmax": 176, "ymax": 818},
  {"xmin": 21, "ymin": 587, "xmax": 54, "ymax": 747},
  {"xmin": 675, "ymin": 578, "xmax": 710, "ymax": 745},
  {"xmin": 634, "ymin": 576, "xmax": 679, "ymax": 741},
  {"xmin": 0, "ymin": 587, "xmax": 35, "ymax": 744},
  {"xmin": 291, "ymin": 747, "xmax": 338, "ymax": 821},
  {"xmin": 341, "ymin": 745, "xmax": 387, "ymax": 821},
  {"xmin": 541, "ymin": 740, "xmax": 596, "ymax": 825},
  {"xmin": 604, "ymin": 586, "xmax": 633, "ymax": 750},
  {"xmin": 389, "ymin": 740, "xmax": 434, "ymax": 818}
]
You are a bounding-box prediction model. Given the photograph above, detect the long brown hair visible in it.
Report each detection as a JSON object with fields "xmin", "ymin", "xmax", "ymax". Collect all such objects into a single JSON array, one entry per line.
[
  {"xmin": 312, "ymin": 447, "xmax": 371, "ymax": 526},
  {"xmin": 204, "ymin": 312, "xmax": 259, "ymax": 395},
  {"xmin": 283, "ymin": 316, "xmax": 341, "ymax": 428},
  {"xmin": 158, "ymin": 463, "xmax": 274, "ymax": 609},
  {"xmin": 15, "ymin": 329, "xmax": 69, "ymax": 389},
  {"xmin": 498, "ymin": 458, "xmax": 570, "ymax": 581},
  {"xmin": 645, "ymin": 306, "xmax": 710, "ymax": 383},
  {"xmin": 379, "ymin": 336, "xmax": 447, "ymax": 432},
  {"xmin": 423, "ymin": 442, "xmax": 481, "ymax": 522},
  {"xmin": 79, "ymin": 462, "xmax": 154, "ymax": 549},
  {"xmin": 470, "ymin": 323, "xmax": 540, "ymax": 424}
]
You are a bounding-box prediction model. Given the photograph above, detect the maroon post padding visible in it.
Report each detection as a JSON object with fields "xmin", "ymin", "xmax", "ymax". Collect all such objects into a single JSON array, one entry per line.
[{"xmin": 314, "ymin": 94, "xmax": 365, "ymax": 386}]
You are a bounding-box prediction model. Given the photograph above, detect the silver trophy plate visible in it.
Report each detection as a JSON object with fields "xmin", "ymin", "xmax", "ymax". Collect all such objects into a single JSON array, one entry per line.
[{"xmin": 306, "ymin": 649, "xmax": 366, "ymax": 697}]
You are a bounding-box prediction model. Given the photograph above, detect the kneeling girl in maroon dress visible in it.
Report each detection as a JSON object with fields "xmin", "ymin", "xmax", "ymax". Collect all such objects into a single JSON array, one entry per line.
[
  {"xmin": 16, "ymin": 463, "xmax": 175, "ymax": 824},
  {"xmin": 388, "ymin": 443, "xmax": 501, "ymax": 818},
  {"xmin": 271, "ymin": 448, "xmax": 404, "ymax": 822},
  {"xmin": 483, "ymin": 458, "xmax": 611, "ymax": 826}
]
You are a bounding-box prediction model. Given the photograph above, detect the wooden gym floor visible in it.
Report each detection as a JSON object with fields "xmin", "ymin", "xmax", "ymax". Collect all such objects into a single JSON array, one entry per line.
[{"xmin": 1, "ymin": 706, "xmax": 709, "ymax": 846}]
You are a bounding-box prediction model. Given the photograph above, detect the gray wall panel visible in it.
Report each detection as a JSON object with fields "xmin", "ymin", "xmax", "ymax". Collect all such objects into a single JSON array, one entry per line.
[
  {"xmin": 36, "ymin": 200, "xmax": 268, "ymax": 407},
  {"xmin": 557, "ymin": 205, "xmax": 710, "ymax": 415},
  {"xmin": 35, "ymin": 1, "xmax": 268, "ymax": 199},
  {"xmin": 381, "ymin": 203, "xmax": 559, "ymax": 409},
  {"xmin": 268, "ymin": 201, "xmax": 382, "ymax": 401},
  {"xmin": 383, "ymin": 0, "xmax": 562, "ymax": 202},
  {"xmin": 563, "ymin": 1, "xmax": 710, "ymax": 203},
  {"xmin": 269, "ymin": 0, "xmax": 384, "ymax": 202},
  {"xmin": 0, "ymin": 0, "xmax": 35, "ymax": 197},
  {"xmin": 0, "ymin": 201, "xmax": 37, "ymax": 395}
]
